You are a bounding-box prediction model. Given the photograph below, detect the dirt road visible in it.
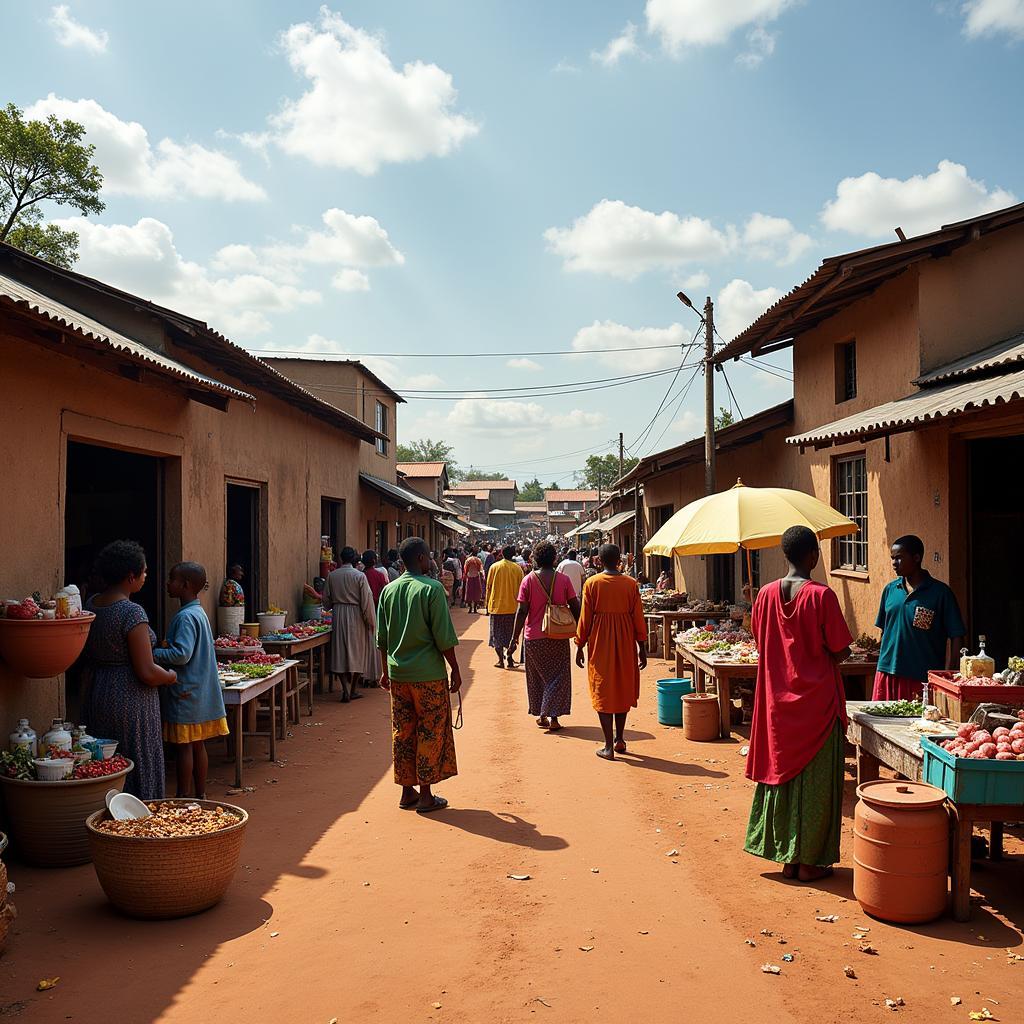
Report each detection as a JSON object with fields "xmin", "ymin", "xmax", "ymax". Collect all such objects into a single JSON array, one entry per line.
[{"xmin": 3, "ymin": 608, "xmax": 1022, "ymax": 1022}]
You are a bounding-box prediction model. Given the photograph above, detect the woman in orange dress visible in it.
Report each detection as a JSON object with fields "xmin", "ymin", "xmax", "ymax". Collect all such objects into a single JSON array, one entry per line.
[{"xmin": 575, "ymin": 543, "xmax": 648, "ymax": 760}]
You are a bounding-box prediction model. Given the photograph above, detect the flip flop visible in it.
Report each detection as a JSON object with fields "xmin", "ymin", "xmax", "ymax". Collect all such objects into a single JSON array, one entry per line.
[
  {"xmin": 399, "ymin": 800, "xmax": 419, "ymax": 811},
  {"xmin": 613, "ymin": 740, "xmax": 626, "ymax": 754},
  {"xmin": 546, "ymin": 722, "xmax": 562, "ymax": 732},
  {"xmin": 416, "ymin": 796, "xmax": 449, "ymax": 815},
  {"xmin": 536, "ymin": 718, "xmax": 550, "ymax": 728},
  {"xmin": 596, "ymin": 748, "xmax": 615, "ymax": 760}
]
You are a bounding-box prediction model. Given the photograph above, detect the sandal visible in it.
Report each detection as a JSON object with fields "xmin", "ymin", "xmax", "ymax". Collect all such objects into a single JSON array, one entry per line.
[
  {"xmin": 416, "ymin": 796, "xmax": 449, "ymax": 815},
  {"xmin": 596, "ymin": 747, "xmax": 615, "ymax": 760},
  {"xmin": 536, "ymin": 717, "xmax": 550, "ymax": 728},
  {"xmin": 613, "ymin": 740, "xmax": 626, "ymax": 754},
  {"xmin": 546, "ymin": 722, "xmax": 562, "ymax": 732},
  {"xmin": 782, "ymin": 863, "xmax": 798, "ymax": 879}
]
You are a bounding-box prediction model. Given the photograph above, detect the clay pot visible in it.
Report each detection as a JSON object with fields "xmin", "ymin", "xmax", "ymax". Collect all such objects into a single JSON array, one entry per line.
[
  {"xmin": 683, "ymin": 692, "xmax": 719, "ymax": 742},
  {"xmin": 853, "ymin": 780, "xmax": 949, "ymax": 924},
  {"xmin": 0, "ymin": 613, "xmax": 95, "ymax": 678}
]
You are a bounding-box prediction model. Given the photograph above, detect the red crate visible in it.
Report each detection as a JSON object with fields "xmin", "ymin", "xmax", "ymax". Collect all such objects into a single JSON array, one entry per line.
[{"xmin": 927, "ymin": 670, "xmax": 1024, "ymax": 721}]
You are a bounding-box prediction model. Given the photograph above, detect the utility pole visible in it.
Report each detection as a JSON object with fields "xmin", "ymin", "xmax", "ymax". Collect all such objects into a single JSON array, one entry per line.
[
  {"xmin": 618, "ymin": 432, "xmax": 625, "ymax": 483},
  {"xmin": 704, "ymin": 295, "xmax": 716, "ymax": 496}
]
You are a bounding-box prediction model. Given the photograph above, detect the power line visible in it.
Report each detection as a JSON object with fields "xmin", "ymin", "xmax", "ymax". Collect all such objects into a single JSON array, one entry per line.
[
  {"xmin": 628, "ymin": 336, "xmax": 701, "ymax": 454},
  {"xmin": 250, "ymin": 343, "xmax": 685, "ymax": 359},
  {"xmin": 643, "ymin": 364, "xmax": 704, "ymax": 456},
  {"xmin": 720, "ymin": 365, "xmax": 745, "ymax": 421},
  {"xmin": 739, "ymin": 356, "xmax": 792, "ymax": 381},
  {"xmin": 742, "ymin": 354, "xmax": 792, "ymax": 374},
  {"xmin": 463, "ymin": 440, "xmax": 618, "ymax": 472}
]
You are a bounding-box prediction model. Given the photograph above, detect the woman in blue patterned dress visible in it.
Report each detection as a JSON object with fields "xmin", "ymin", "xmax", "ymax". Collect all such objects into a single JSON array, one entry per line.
[{"xmin": 82, "ymin": 540, "xmax": 177, "ymax": 799}]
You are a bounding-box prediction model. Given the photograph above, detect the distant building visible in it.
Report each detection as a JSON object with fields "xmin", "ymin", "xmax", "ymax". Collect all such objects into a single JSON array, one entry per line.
[
  {"xmin": 543, "ymin": 489, "xmax": 601, "ymax": 536},
  {"xmin": 448, "ymin": 479, "xmax": 518, "ymax": 530}
]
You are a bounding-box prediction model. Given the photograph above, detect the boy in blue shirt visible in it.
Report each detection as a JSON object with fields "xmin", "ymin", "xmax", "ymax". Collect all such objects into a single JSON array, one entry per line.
[{"xmin": 155, "ymin": 562, "xmax": 229, "ymax": 798}]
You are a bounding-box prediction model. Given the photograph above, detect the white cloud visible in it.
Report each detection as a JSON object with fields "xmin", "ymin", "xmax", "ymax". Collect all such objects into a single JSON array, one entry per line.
[
  {"xmin": 26, "ymin": 95, "xmax": 265, "ymax": 202},
  {"xmin": 56, "ymin": 217, "xmax": 320, "ymax": 336},
  {"xmin": 332, "ymin": 269, "xmax": 371, "ymax": 292},
  {"xmin": 592, "ymin": 22, "xmax": 642, "ymax": 66},
  {"xmin": 445, "ymin": 399, "xmax": 605, "ymax": 436},
  {"xmin": 962, "ymin": 0, "xmax": 1024, "ymax": 39},
  {"xmin": 545, "ymin": 199, "xmax": 731, "ymax": 279},
  {"xmin": 682, "ymin": 271, "xmax": 711, "ymax": 289},
  {"xmin": 570, "ymin": 321, "xmax": 692, "ymax": 372},
  {"xmin": 736, "ymin": 26, "xmax": 776, "ymax": 67},
  {"xmin": 646, "ymin": 0, "xmax": 795, "ymax": 53},
  {"xmin": 48, "ymin": 5, "xmax": 108, "ymax": 53},
  {"xmin": 552, "ymin": 59, "xmax": 582, "ymax": 74},
  {"xmin": 507, "ymin": 357, "xmax": 543, "ymax": 371},
  {"xmin": 669, "ymin": 409, "xmax": 701, "ymax": 435},
  {"xmin": 716, "ymin": 279, "xmax": 783, "ymax": 341},
  {"xmin": 257, "ymin": 7, "xmax": 479, "ymax": 174},
  {"xmin": 742, "ymin": 212, "xmax": 813, "ymax": 264},
  {"xmin": 290, "ymin": 333, "xmax": 437, "ymax": 392},
  {"xmin": 820, "ymin": 160, "xmax": 1018, "ymax": 239}
]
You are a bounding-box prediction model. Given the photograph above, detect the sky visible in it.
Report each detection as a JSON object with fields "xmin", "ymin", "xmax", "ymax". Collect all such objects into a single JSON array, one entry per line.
[{"xmin": 4, "ymin": 0, "xmax": 1024, "ymax": 486}]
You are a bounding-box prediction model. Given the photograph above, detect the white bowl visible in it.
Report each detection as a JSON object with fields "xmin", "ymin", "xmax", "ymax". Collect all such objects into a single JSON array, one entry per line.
[
  {"xmin": 108, "ymin": 792, "xmax": 152, "ymax": 821},
  {"xmin": 33, "ymin": 758, "xmax": 74, "ymax": 781},
  {"xmin": 99, "ymin": 741, "xmax": 118, "ymax": 759}
]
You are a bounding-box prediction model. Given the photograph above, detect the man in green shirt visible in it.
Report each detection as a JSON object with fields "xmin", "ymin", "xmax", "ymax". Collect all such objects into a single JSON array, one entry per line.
[{"xmin": 377, "ymin": 536, "xmax": 462, "ymax": 814}]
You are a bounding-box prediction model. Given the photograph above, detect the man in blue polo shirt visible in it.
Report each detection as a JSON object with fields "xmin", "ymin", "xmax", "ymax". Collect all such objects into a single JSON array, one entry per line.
[{"xmin": 872, "ymin": 534, "xmax": 966, "ymax": 701}]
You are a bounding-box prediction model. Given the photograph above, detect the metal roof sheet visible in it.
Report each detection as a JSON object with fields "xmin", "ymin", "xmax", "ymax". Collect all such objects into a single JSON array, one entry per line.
[
  {"xmin": 449, "ymin": 480, "xmax": 517, "ymax": 490},
  {"xmin": 787, "ymin": 365, "xmax": 1024, "ymax": 448},
  {"xmin": 435, "ymin": 516, "xmax": 470, "ymax": 536},
  {"xmin": 594, "ymin": 509, "xmax": 636, "ymax": 532},
  {"xmin": 396, "ymin": 462, "xmax": 448, "ymax": 476},
  {"xmin": 360, "ymin": 472, "xmax": 447, "ymax": 514},
  {"xmin": 0, "ymin": 271, "xmax": 253, "ymax": 404},
  {"xmin": 915, "ymin": 331, "xmax": 1024, "ymax": 386},
  {"xmin": 545, "ymin": 490, "xmax": 600, "ymax": 502}
]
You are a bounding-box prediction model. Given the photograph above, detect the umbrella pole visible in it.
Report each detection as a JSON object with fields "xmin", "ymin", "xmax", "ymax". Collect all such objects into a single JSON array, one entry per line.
[{"xmin": 745, "ymin": 546, "xmax": 754, "ymax": 599}]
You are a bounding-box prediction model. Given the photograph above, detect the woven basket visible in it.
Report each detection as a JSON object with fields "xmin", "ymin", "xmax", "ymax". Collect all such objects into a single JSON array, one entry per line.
[
  {"xmin": 86, "ymin": 799, "xmax": 248, "ymax": 919},
  {"xmin": 0, "ymin": 762, "xmax": 131, "ymax": 867}
]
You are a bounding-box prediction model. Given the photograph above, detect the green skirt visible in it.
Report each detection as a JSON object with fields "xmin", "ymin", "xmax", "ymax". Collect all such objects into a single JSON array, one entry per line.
[{"xmin": 744, "ymin": 720, "xmax": 845, "ymax": 867}]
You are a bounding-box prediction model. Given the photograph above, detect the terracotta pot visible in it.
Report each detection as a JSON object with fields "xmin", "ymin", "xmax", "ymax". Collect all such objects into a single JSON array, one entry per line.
[
  {"xmin": 853, "ymin": 780, "xmax": 949, "ymax": 924},
  {"xmin": 0, "ymin": 761, "xmax": 131, "ymax": 867},
  {"xmin": 683, "ymin": 692, "xmax": 719, "ymax": 742},
  {"xmin": 86, "ymin": 799, "xmax": 248, "ymax": 919},
  {"xmin": 0, "ymin": 613, "xmax": 95, "ymax": 678}
]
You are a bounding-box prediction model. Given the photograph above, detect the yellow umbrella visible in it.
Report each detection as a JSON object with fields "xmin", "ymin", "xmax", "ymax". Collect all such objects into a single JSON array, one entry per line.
[{"xmin": 643, "ymin": 478, "xmax": 857, "ymax": 589}]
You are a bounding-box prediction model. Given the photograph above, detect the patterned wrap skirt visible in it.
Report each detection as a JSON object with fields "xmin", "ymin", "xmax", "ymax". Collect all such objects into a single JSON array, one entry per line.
[
  {"xmin": 524, "ymin": 637, "xmax": 572, "ymax": 718},
  {"xmin": 463, "ymin": 574, "xmax": 484, "ymax": 603},
  {"xmin": 488, "ymin": 613, "xmax": 516, "ymax": 650},
  {"xmin": 390, "ymin": 680, "xmax": 458, "ymax": 786}
]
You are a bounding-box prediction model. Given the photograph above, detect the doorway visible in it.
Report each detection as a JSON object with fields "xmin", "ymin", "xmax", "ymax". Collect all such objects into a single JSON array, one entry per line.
[
  {"xmin": 969, "ymin": 436, "xmax": 1024, "ymax": 667},
  {"xmin": 226, "ymin": 482, "xmax": 261, "ymax": 622},
  {"xmin": 712, "ymin": 554, "xmax": 736, "ymax": 604},
  {"xmin": 321, "ymin": 497, "xmax": 346, "ymax": 558}
]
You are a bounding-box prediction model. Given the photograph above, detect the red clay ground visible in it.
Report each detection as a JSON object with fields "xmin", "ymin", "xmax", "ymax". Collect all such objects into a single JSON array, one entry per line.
[{"xmin": 2, "ymin": 607, "xmax": 1023, "ymax": 1023}]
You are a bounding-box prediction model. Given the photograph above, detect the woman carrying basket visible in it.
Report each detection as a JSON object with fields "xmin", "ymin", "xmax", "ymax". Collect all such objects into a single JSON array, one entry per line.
[{"xmin": 509, "ymin": 540, "xmax": 581, "ymax": 732}]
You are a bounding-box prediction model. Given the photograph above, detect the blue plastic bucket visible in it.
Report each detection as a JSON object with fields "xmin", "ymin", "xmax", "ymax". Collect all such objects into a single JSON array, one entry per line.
[{"xmin": 656, "ymin": 677, "xmax": 694, "ymax": 726}]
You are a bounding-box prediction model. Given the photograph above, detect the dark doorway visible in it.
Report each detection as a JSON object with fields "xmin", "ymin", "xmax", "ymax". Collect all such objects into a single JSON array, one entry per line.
[
  {"xmin": 969, "ymin": 436, "xmax": 1024, "ymax": 667},
  {"xmin": 321, "ymin": 497, "xmax": 346, "ymax": 557},
  {"xmin": 650, "ymin": 503, "xmax": 675, "ymax": 575},
  {"xmin": 712, "ymin": 554, "xmax": 736, "ymax": 604},
  {"xmin": 226, "ymin": 483, "xmax": 260, "ymax": 622},
  {"xmin": 64, "ymin": 440, "xmax": 164, "ymax": 719},
  {"xmin": 375, "ymin": 521, "xmax": 388, "ymax": 557}
]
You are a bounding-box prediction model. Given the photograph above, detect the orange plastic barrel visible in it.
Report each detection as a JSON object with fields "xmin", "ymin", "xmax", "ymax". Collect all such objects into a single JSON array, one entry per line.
[
  {"xmin": 853, "ymin": 780, "xmax": 949, "ymax": 923},
  {"xmin": 682, "ymin": 693, "xmax": 719, "ymax": 741}
]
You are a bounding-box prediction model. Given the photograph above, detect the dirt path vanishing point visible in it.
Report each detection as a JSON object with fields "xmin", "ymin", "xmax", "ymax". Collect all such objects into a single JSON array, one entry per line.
[{"xmin": 3, "ymin": 607, "xmax": 1023, "ymax": 1023}]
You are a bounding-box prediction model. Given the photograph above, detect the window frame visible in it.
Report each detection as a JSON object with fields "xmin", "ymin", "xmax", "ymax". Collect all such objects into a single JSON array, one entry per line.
[
  {"xmin": 834, "ymin": 339, "xmax": 857, "ymax": 404},
  {"xmin": 374, "ymin": 401, "xmax": 389, "ymax": 457},
  {"xmin": 832, "ymin": 452, "xmax": 868, "ymax": 573}
]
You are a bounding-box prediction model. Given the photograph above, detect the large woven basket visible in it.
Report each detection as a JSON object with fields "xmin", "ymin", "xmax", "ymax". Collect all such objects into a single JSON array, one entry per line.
[{"xmin": 86, "ymin": 799, "xmax": 248, "ymax": 919}]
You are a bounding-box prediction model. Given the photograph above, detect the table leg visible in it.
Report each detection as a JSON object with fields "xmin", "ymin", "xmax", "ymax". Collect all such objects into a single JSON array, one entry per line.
[
  {"xmin": 269, "ymin": 683, "xmax": 278, "ymax": 761},
  {"xmin": 663, "ymin": 616, "xmax": 671, "ymax": 662},
  {"xmin": 990, "ymin": 821, "xmax": 1004, "ymax": 860},
  {"xmin": 234, "ymin": 704, "xmax": 243, "ymax": 789},
  {"xmin": 717, "ymin": 673, "xmax": 731, "ymax": 739},
  {"xmin": 320, "ymin": 645, "xmax": 327, "ymax": 695},
  {"xmin": 856, "ymin": 747, "xmax": 881, "ymax": 788},
  {"xmin": 950, "ymin": 804, "xmax": 973, "ymax": 922}
]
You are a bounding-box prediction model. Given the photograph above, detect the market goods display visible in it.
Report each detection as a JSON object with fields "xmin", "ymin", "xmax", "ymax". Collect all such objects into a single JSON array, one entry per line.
[
  {"xmin": 0, "ymin": 587, "xmax": 95, "ymax": 677},
  {"xmin": 938, "ymin": 718, "xmax": 1024, "ymax": 760},
  {"xmin": 678, "ymin": 622, "xmax": 757, "ymax": 663},
  {"xmin": 71, "ymin": 755, "xmax": 131, "ymax": 780},
  {"xmin": 860, "ymin": 701, "xmax": 925, "ymax": 718},
  {"xmin": 215, "ymin": 634, "xmax": 264, "ymax": 650},
  {"xmin": 230, "ymin": 662, "xmax": 278, "ymax": 679},
  {"xmin": 86, "ymin": 798, "xmax": 249, "ymax": 918},
  {"xmin": 234, "ymin": 652, "xmax": 282, "ymax": 665},
  {"xmin": 262, "ymin": 622, "xmax": 330, "ymax": 641}
]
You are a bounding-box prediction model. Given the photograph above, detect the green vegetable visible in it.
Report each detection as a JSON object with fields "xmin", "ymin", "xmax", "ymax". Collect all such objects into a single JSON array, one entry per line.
[
  {"xmin": 862, "ymin": 700, "xmax": 924, "ymax": 717},
  {"xmin": 1, "ymin": 747, "xmax": 35, "ymax": 780},
  {"xmin": 232, "ymin": 661, "xmax": 277, "ymax": 679}
]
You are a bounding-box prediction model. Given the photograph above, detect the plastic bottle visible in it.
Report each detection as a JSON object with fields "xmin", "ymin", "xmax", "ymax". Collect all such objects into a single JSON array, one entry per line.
[{"xmin": 9, "ymin": 719, "xmax": 38, "ymax": 756}]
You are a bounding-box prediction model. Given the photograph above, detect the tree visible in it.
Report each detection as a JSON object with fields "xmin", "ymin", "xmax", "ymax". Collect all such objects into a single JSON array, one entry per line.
[
  {"xmin": 575, "ymin": 453, "xmax": 639, "ymax": 491},
  {"xmin": 396, "ymin": 437, "xmax": 462, "ymax": 480},
  {"xmin": 518, "ymin": 478, "xmax": 543, "ymax": 501},
  {"xmin": 714, "ymin": 407, "xmax": 735, "ymax": 430},
  {"xmin": 461, "ymin": 468, "xmax": 509, "ymax": 482},
  {"xmin": 0, "ymin": 103, "xmax": 104, "ymax": 269}
]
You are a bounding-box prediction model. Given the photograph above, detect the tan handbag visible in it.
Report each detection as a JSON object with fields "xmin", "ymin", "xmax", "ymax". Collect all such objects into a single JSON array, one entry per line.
[{"xmin": 539, "ymin": 571, "xmax": 577, "ymax": 640}]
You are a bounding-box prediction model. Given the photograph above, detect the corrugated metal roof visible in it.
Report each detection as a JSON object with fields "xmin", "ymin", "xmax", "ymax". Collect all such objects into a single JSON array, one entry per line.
[
  {"xmin": 787, "ymin": 365, "xmax": 1024, "ymax": 448},
  {"xmin": 360, "ymin": 472, "xmax": 447, "ymax": 514},
  {"xmin": 435, "ymin": 516, "xmax": 470, "ymax": 536},
  {"xmin": 397, "ymin": 462, "xmax": 448, "ymax": 476},
  {"xmin": 595, "ymin": 509, "xmax": 636, "ymax": 532},
  {"xmin": 915, "ymin": 331, "xmax": 1024, "ymax": 386},
  {"xmin": 565, "ymin": 520, "xmax": 598, "ymax": 538},
  {"xmin": 450, "ymin": 480, "xmax": 517, "ymax": 490},
  {"xmin": 0, "ymin": 271, "xmax": 253, "ymax": 403},
  {"xmin": 545, "ymin": 490, "xmax": 600, "ymax": 502}
]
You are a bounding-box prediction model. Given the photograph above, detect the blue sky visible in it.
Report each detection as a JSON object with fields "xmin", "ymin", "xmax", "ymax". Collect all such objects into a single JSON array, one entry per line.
[{"xmin": 4, "ymin": 1, "xmax": 1024, "ymax": 484}]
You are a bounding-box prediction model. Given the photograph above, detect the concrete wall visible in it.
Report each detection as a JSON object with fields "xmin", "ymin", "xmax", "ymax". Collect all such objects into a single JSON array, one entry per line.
[{"xmin": 0, "ymin": 323, "xmax": 364, "ymax": 733}]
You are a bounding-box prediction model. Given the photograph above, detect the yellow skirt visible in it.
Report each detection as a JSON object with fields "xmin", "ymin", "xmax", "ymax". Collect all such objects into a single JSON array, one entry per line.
[{"xmin": 163, "ymin": 718, "xmax": 230, "ymax": 744}]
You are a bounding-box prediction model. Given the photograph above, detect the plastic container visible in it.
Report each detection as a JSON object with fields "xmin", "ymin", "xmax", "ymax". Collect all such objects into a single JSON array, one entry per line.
[
  {"xmin": 853, "ymin": 780, "xmax": 949, "ymax": 923},
  {"xmin": 0, "ymin": 613, "xmax": 95, "ymax": 678},
  {"xmin": 921, "ymin": 734, "xmax": 1024, "ymax": 805},
  {"xmin": 656, "ymin": 678, "xmax": 694, "ymax": 726},
  {"xmin": 257, "ymin": 612, "xmax": 286, "ymax": 635},
  {"xmin": 33, "ymin": 758, "xmax": 75, "ymax": 781},
  {"xmin": 240, "ymin": 622, "xmax": 261, "ymax": 639},
  {"xmin": 216, "ymin": 606, "xmax": 246, "ymax": 639},
  {"xmin": 682, "ymin": 692, "xmax": 719, "ymax": 741},
  {"xmin": 300, "ymin": 602, "xmax": 322, "ymax": 623}
]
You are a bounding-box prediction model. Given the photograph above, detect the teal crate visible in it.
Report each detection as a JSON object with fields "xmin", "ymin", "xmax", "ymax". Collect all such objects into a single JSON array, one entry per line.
[{"xmin": 921, "ymin": 735, "xmax": 1024, "ymax": 805}]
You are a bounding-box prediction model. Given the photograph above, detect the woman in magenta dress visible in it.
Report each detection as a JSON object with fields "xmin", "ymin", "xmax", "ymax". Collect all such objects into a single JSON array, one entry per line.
[{"xmin": 744, "ymin": 526, "xmax": 853, "ymax": 882}]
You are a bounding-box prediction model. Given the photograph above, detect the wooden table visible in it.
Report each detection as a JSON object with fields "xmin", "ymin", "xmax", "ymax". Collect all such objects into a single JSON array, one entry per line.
[
  {"xmin": 260, "ymin": 633, "xmax": 329, "ymax": 713},
  {"xmin": 220, "ymin": 660, "xmax": 297, "ymax": 788},
  {"xmin": 658, "ymin": 609, "xmax": 730, "ymax": 661},
  {"xmin": 846, "ymin": 701, "xmax": 1020, "ymax": 922}
]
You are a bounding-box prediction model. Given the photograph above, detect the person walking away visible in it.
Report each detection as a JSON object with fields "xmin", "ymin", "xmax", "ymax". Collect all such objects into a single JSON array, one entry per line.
[
  {"xmin": 82, "ymin": 540, "xmax": 177, "ymax": 799},
  {"xmin": 872, "ymin": 534, "xmax": 965, "ymax": 701},
  {"xmin": 154, "ymin": 562, "xmax": 229, "ymax": 798},
  {"xmin": 323, "ymin": 547, "xmax": 377, "ymax": 702},
  {"xmin": 575, "ymin": 543, "xmax": 647, "ymax": 760},
  {"xmin": 508, "ymin": 541, "xmax": 580, "ymax": 731},
  {"xmin": 744, "ymin": 526, "xmax": 853, "ymax": 883},
  {"xmin": 487, "ymin": 545, "xmax": 525, "ymax": 669},
  {"xmin": 463, "ymin": 547, "xmax": 484, "ymax": 613},
  {"xmin": 384, "ymin": 549, "xmax": 402, "ymax": 582},
  {"xmin": 377, "ymin": 537, "xmax": 462, "ymax": 814},
  {"xmin": 556, "ymin": 548, "xmax": 585, "ymax": 599},
  {"xmin": 361, "ymin": 550, "xmax": 390, "ymax": 686}
]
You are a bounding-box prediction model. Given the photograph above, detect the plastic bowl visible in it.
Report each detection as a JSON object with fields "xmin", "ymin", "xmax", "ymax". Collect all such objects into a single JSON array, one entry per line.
[{"xmin": 33, "ymin": 758, "xmax": 74, "ymax": 781}]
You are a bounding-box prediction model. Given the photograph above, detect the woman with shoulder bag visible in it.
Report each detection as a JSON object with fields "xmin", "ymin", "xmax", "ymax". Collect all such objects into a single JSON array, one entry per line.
[{"xmin": 509, "ymin": 541, "xmax": 581, "ymax": 731}]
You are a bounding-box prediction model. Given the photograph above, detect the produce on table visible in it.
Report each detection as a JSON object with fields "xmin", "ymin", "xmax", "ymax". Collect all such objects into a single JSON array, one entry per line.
[
  {"xmin": 71, "ymin": 755, "xmax": 130, "ymax": 780},
  {"xmin": 95, "ymin": 802, "xmax": 241, "ymax": 838},
  {"xmin": 0, "ymin": 747, "xmax": 35, "ymax": 780},
  {"xmin": 232, "ymin": 662, "xmax": 277, "ymax": 679},
  {"xmin": 853, "ymin": 632, "xmax": 880, "ymax": 652},
  {"xmin": 941, "ymin": 720, "xmax": 1024, "ymax": 760},
  {"xmin": 862, "ymin": 701, "xmax": 925, "ymax": 718},
  {"xmin": 262, "ymin": 604, "xmax": 286, "ymax": 615},
  {"xmin": 215, "ymin": 634, "xmax": 263, "ymax": 649},
  {"xmin": 234, "ymin": 652, "xmax": 282, "ymax": 665},
  {"xmin": 3, "ymin": 597, "xmax": 40, "ymax": 620}
]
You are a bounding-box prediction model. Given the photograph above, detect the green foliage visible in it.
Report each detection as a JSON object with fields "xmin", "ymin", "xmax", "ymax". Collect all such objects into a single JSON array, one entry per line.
[
  {"xmin": 396, "ymin": 437, "xmax": 460, "ymax": 479},
  {"xmin": 461, "ymin": 468, "xmax": 508, "ymax": 482},
  {"xmin": 518, "ymin": 478, "xmax": 543, "ymax": 501},
  {"xmin": 575, "ymin": 453, "xmax": 639, "ymax": 491},
  {"xmin": 0, "ymin": 102, "xmax": 104, "ymax": 266},
  {"xmin": 714, "ymin": 407, "xmax": 735, "ymax": 430}
]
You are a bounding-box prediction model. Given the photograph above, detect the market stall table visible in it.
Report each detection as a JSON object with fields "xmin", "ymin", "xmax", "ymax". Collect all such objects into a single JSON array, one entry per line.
[
  {"xmin": 221, "ymin": 660, "xmax": 297, "ymax": 788},
  {"xmin": 845, "ymin": 700, "xmax": 1020, "ymax": 922},
  {"xmin": 260, "ymin": 633, "xmax": 329, "ymax": 714},
  {"xmin": 660, "ymin": 609, "xmax": 731, "ymax": 661}
]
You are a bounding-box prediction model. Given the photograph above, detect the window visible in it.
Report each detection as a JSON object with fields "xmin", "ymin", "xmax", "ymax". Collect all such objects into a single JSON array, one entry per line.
[
  {"xmin": 834, "ymin": 454, "xmax": 868, "ymax": 571},
  {"xmin": 835, "ymin": 341, "xmax": 857, "ymax": 403},
  {"xmin": 321, "ymin": 497, "xmax": 346, "ymax": 555},
  {"xmin": 375, "ymin": 401, "xmax": 388, "ymax": 456},
  {"xmin": 563, "ymin": 502, "xmax": 569, "ymax": 511}
]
